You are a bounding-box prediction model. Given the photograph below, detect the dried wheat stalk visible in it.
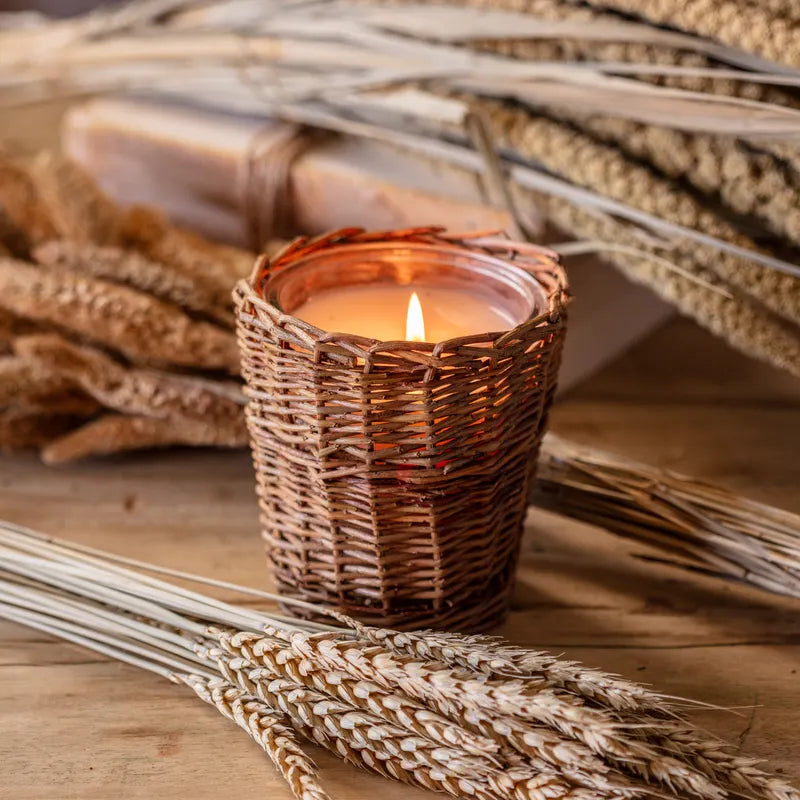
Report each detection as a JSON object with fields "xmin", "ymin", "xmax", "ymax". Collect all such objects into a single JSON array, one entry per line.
[
  {"xmin": 534, "ymin": 434, "xmax": 800, "ymax": 603},
  {"xmin": 342, "ymin": 621, "xmax": 668, "ymax": 715},
  {"xmin": 1, "ymin": 522, "xmax": 798, "ymax": 800},
  {"xmin": 178, "ymin": 674, "xmax": 332, "ymax": 800},
  {"xmin": 480, "ymin": 38, "xmax": 800, "ymax": 111},
  {"xmin": 206, "ymin": 630, "xmax": 646, "ymax": 797},
  {"xmin": 201, "ymin": 628, "xmax": 501, "ymax": 758},
  {"xmin": 444, "ymin": 0, "xmax": 800, "ymax": 109},
  {"xmin": 269, "ymin": 628, "xmax": 728, "ymax": 800}
]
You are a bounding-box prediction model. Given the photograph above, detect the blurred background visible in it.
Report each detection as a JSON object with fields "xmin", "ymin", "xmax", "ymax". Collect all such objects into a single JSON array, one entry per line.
[{"xmin": 0, "ymin": 0, "xmax": 100, "ymax": 13}]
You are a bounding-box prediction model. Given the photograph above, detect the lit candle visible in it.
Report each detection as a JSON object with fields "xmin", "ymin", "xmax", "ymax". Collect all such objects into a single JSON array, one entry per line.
[
  {"xmin": 264, "ymin": 239, "xmax": 548, "ymax": 345},
  {"xmin": 293, "ymin": 283, "xmax": 519, "ymax": 342}
]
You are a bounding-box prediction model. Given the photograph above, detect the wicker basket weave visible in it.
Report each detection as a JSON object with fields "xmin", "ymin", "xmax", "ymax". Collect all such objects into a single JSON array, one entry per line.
[{"xmin": 234, "ymin": 227, "xmax": 568, "ymax": 631}]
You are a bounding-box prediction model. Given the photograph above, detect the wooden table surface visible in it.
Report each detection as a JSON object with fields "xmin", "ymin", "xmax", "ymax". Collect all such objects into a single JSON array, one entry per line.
[{"xmin": 1, "ymin": 317, "xmax": 799, "ymax": 799}]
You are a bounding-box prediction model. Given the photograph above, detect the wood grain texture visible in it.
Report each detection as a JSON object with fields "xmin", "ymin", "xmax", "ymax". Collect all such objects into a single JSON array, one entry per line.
[{"xmin": 0, "ymin": 318, "xmax": 799, "ymax": 798}]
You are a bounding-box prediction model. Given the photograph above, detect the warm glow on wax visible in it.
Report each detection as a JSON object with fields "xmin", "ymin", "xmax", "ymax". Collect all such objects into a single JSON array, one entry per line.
[{"xmin": 405, "ymin": 292, "xmax": 426, "ymax": 342}]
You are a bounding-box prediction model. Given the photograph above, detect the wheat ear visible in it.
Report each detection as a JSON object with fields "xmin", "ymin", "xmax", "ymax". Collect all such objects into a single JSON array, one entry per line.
[
  {"xmin": 653, "ymin": 728, "xmax": 800, "ymax": 800},
  {"xmin": 216, "ymin": 628, "xmax": 720, "ymax": 800},
  {"xmin": 204, "ymin": 628, "xmax": 499, "ymax": 757},
  {"xmin": 205, "ymin": 628, "xmax": 641, "ymax": 794},
  {"xmin": 178, "ymin": 674, "xmax": 331, "ymax": 800},
  {"xmin": 219, "ymin": 665, "xmax": 498, "ymax": 779},
  {"xmin": 269, "ymin": 629, "xmax": 727, "ymax": 800},
  {"xmin": 348, "ymin": 622, "xmax": 670, "ymax": 715},
  {"xmin": 219, "ymin": 661, "xmax": 616, "ymax": 800}
]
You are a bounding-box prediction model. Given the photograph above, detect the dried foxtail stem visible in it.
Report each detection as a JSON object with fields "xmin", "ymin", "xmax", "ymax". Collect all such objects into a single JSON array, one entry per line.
[
  {"xmin": 475, "ymin": 37, "xmax": 800, "ymax": 111},
  {"xmin": 0, "ymin": 154, "xmax": 57, "ymax": 250},
  {"xmin": 0, "ymin": 355, "xmax": 98, "ymax": 416},
  {"xmin": 0, "ymin": 408, "xmax": 89, "ymax": 452},
  {"xmin": 579, "ymin": 0, "xmax": 799, "ymax": 69},
  {"xmin": 0, "ymin": 309, "xmax": 39, "ymax": 354},
  {"xmin": 745, "ymin": 0, "xmax": 799, "ymax": 22},
  {"xmin": 446, "ymin": 0, "xmax": 800, "ymax": 110},
  {"xmin": 119, "ymin": 206, "xmax": 254, "ymax": 296},
  {"xmin": 40, "ymin": 412, "xmax": 248, "ymax": 464},
  {"xmin": 29, "ymin": 152, "xmax": 123, "ymax": 245},
  {"xmin": 476, "ymin": 100, "xmax": 800, "ymax": 326},
  {"xmin": 530, "ymin": 192, "xmax": 800, "ymax": 377},
  {"xmin": 33, "ymin": 240, "xmax": 235, "ymax": 327},
  {"xmin": 547, "ymin": 113, "xmax": 800, "ymax": 247},
  {"xmin": 14, "ymin": 333, "xmax": 245, "ymax": 423},
  {"xmin": 0, "ymin": 258, "xmax": 240, "ymax": 372}
]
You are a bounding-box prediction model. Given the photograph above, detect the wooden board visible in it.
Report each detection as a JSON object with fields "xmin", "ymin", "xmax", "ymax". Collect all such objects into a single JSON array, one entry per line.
[{"xmin": 1, "ymin": 317, "xmax": 799, "ymax": 798}]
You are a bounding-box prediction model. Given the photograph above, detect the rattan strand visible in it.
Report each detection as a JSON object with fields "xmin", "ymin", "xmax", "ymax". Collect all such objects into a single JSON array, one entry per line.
[{"xmin": 234, "ymin": 227, "xmax": 568, "ymax": 630}]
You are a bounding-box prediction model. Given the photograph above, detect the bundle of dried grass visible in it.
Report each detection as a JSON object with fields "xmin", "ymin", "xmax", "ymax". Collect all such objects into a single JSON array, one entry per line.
[
  {"xmin": 3, "ymin": 0, "xmax": 798, "ymax": 378},
  {"xmin": 1, "ymin": 520, "xmax": 797, "ymax": 800},
  {"xmin": 534, "ymin": 435, "xmax": 800, "ymax": 601},
  {"xmin": 0, "ymin": 150, "xmax": 253, "ymax": 460}
]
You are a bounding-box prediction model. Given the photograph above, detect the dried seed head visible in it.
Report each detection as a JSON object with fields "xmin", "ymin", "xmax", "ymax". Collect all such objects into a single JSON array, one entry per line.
[
  {"xmin": 30, "ymin": 152, "xmax": 122, "ymax": 245},
  {"xmin": 33, "ymin": 240, "xmax": 234, "ymax": 327},
  {"xmin": 15, "ymin": 333, "xmax": 245, "ymax": 423},
  {"xmin": 41, "ymin": 412, "xmax": 247, "ymax": 464},
  {"xmin": 0, "ymin": 258, "xmax": 240, "ymax": 372}
]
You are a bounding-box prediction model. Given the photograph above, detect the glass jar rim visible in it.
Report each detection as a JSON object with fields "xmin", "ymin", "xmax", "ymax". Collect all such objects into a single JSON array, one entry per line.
[{"xmin": 262, "ymin": 240, "xmax": 549, "ymax": 337}]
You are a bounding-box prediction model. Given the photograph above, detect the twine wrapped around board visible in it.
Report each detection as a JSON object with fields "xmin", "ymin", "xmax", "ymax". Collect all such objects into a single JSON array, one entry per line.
[{"xmin": 234, "ymin": 227, "xmax": 568, "ymax": 630}]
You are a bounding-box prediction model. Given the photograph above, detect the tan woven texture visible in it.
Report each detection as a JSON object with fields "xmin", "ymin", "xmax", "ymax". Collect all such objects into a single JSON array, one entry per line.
[{"xmin": 234, "ymin": 228, "xmax": 568, "ymax": 630}]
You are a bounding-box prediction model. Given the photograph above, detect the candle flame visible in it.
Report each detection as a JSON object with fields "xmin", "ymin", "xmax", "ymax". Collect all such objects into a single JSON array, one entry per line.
[{"xmin": 406, "ymin": 291, "xmax": 426, "ymax": 342}]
